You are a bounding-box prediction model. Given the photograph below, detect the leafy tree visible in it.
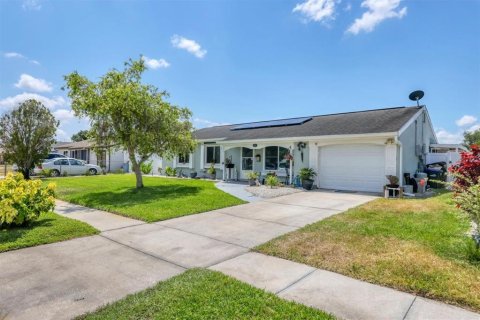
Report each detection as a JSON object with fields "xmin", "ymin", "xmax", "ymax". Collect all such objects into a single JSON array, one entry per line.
[
  {"xmin": 464, "ymin": 129, "xmax": 480, "ymax": 149},
  {"xmin": 64, "ymin": 58, "xmax": 195, "ymax": 188},
  {"xmin": 0, "ymin": 99, "xmax": 58, "ymax": 179},
  {"xmin": 71, "ymin": 129, "xmax": 90, "ymax": 142}
]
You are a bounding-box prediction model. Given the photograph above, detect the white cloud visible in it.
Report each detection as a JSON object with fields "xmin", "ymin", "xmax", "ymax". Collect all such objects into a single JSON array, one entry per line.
[
  {"xmin": 455, "ymin": 115, "xmax": 477, "ymax": 127},
  {"xmin": 344, "ymin": 3, "xmax": 352, "ymax": 11},
  {"xmin": 3, "ymin": 52, "xmax": 40, "ymax": 65},
  {"xmin": 0, "ymin": 93, "xmax": 67, "ymax": 110},
  {"xmin": 193, "ymin": 118, "xmax": 229, "ymax": 128},
  {"xmin": 22, "ymin": 0, "xmax": 42, "ymax": 10},
  {"xmin": 347, "ymin": 0, "xmax": 407, "ymax": 35},
  {"xmin": 142, "ymin": 56, "xmax": 170, "ymax": 69},
  {"xmin": 56, "ymin": 128, "xmax": 70, "ymax": 142},
  {"xmin": 4, "ymin": 52, "xmax": 25, "ymax": 59},
  {"xmin": 293, "ymin": 0, "xmax": 338, "ymax": 23},
  {"xmin": 171, "ymin": 35, "xmax": 207, "ymax": 59},
  {"xmin": 14, "ymin": 74, "xmax": 53, "ymax": 92},
  {"xmin": 467, "ymin": 124, "xmax": 480, "ymax": 132},
  {"xmin": 53, "ymin": 109, "xmax": 75, "ymax": 122},
  {"xmin": 435, "ymin": 128, "xmax": 463, "ymax": 144}
]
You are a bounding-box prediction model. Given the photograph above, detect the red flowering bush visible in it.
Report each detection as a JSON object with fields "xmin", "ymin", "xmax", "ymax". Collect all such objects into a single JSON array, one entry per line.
[{"xmin": 449, "ymin": 144, "xmax": 480, "ymax": 191}]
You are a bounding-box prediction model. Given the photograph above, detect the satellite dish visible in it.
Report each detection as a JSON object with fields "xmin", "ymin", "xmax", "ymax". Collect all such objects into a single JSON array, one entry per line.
[{"xmin": 408, "ymin": 90, "xmax": 424, "ymax": 106}]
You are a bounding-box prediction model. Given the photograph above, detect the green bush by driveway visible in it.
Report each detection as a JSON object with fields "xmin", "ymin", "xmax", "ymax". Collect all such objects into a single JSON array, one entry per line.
[
  {"xmin": 77, "ymin": 269, "xmax": 334, "ymax": 320},
  {"xmin": 0, "ymin": 211, "xmax": 98, "ymax": 252},
  {"xmin": 46, "ymin": 175, "xmax": 245, "ymax": 222}
]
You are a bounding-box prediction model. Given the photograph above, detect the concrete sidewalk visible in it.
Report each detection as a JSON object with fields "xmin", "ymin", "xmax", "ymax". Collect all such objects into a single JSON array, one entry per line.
[
  {"xmin": 1, "ymin": 192, "xmax": 479, "ymax": 320},
  {"xmin": 55, "ymin": 200, "xmax": 145, "ymax": 231},
  {"xmin": 211, "ymin": 252, "xmax": 479, "ymax": 320}
]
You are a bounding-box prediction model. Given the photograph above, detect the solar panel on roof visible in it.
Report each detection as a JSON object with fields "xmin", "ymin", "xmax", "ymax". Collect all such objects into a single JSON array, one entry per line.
[{"xmin": 231, "ymin": 117, "xmax": 312, "ymax": 131}]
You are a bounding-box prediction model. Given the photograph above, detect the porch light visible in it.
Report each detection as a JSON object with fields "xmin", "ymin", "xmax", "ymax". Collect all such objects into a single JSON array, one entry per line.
[{"xmin": 255, "ymin": 154, "xmax": 261, "ymax": 162}]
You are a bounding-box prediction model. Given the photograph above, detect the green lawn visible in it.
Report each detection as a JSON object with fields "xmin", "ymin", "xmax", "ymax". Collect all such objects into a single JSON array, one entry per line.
[
  {"xmin": 0, "ymin": 211, "xmax": 98, "ymax": 252},
  {"xmin": 256, "ymin": 192, "xmax": 480, "ymax": 312},
  {"xmin": 78, "ymin": 269, "xmax": 334, "ymax": 320},
  {"xmin": 45, "ymin": 175, "xmax": 245, "ymax": 222}
]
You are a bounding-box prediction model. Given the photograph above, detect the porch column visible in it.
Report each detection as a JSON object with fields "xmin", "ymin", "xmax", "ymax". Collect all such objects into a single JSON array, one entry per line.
[
  {"xmin": 200, "ymin": 143, "xmax": 204, "ymax": 170},
  {"xmin": 385, "ymin": 143, "xmax": 397, "ymax": 179}
]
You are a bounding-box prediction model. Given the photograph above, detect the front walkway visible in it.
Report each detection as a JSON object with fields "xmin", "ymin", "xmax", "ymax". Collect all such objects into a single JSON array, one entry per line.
[
  {"xmin": 215, "ymin": 181, "xmax": 262, "ymax": 202},
  {"xmin": 1, "ymin": 192, "xmax": 478, "ymax": 320}
]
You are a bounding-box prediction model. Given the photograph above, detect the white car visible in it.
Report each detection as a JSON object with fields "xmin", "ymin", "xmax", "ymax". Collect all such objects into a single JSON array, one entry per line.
[{"xmin": 35, "ymin": 158, "xmax": 102, "ymax": 176}]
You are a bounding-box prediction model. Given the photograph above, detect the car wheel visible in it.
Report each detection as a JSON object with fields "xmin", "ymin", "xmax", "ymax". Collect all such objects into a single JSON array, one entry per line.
[
  {"xmin": 51, "ymin": 169, "xmax": 60, "ymax": 177},
  {"xmin": 89, "ymin": 168, "xmax": 97, "ymax": 175}
]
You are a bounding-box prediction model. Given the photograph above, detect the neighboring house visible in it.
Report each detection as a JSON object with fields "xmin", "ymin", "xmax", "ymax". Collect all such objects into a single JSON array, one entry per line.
[
  {"xmin": 157, "ymin": 105, "xmax": 446, "ymax": 193},
  {"xmin": 53, "ymin": 140, "xmax": 128, "ymax": 172}
]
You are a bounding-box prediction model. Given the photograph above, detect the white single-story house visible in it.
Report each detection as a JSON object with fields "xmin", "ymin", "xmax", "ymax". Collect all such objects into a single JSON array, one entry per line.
[
  {"xmin": 53, "ymin": 140, "xmax": 128, "ymax": 172},
  {"xmin": 155, "ymin": 105, "xmax": 443, "ymax": 193}
]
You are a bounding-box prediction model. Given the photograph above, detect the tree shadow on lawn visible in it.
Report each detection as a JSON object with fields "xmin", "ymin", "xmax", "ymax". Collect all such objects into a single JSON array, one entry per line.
[
  {"xmin": 70, "ymin": 184, "xmax": 202, "ymax": 208},
  {"xmin": 0, "ymin": 218, "xmax": 55, "ymax": 245}
]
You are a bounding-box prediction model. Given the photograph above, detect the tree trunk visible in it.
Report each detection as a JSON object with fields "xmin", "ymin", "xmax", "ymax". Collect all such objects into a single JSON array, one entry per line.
[
  {"xmin": 22, "ymin": 168, "xmax": 31, "ymax": 180},
  {"xmin": 133, "ymin": 162, "xmax": 144, "ymax": 189}
]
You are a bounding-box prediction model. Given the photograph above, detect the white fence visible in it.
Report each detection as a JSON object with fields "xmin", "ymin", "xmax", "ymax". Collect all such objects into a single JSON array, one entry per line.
[{"xmin": 426, "ymin": 152, "xmax": 461, "ymax": 166}]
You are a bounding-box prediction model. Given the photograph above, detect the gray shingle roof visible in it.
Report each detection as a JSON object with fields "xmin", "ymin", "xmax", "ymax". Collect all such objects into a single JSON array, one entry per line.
[
  {"xmin": 194, "ymin": 106, "xmax": 422, "ymax": 141},
  {"xmin": 53, "ymin": 140, "xmax": 94, "ymax": 149}
]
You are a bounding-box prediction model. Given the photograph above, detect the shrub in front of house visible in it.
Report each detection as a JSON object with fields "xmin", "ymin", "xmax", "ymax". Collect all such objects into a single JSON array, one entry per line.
[
  {"xmin": 449, "ymin": 144, "xmax": 480, "ymax": 192},
  {"xmin": 141, "ymin": 161, "xmax": 153, "ymax": 175},
  {"xmin": 0, "ymin": 173, "xmax": 56, "ymax": 227},
  {"xmin": 266, "ymin": 175, "xmax": 279, "ymax": 188},
  {"xmin": 165, "ymin": 166, "xmax": 177, "ymax": 177},
  {"xmin": 207, "ymin": 163, "xmax": 216, "ymax": 179},
  {"xmin": 40, "ymin": 168, "xmax": 53, "ymax": 177}
]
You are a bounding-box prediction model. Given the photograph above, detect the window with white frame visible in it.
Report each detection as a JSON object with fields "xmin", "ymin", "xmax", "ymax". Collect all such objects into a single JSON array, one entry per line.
[
  {"xmin": 205, "ymin": 145, "xmax": 221, "ymax": 165},
  {"xmin": 178, "ymin": 153, "xmax": 190, "ymax": 164},
  {"xmin": 177, "ymin": 153, "xmax": 191, "ymax": 167},
  {"xmin": 264, "ymin": 146, "xmax": 290, "ymax": 170}
]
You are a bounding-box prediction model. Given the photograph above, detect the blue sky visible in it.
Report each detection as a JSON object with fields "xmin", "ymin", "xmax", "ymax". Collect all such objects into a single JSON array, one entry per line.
[{"xmin": 0, "ymin": 0, "xmax": 479, "ymax": 143}]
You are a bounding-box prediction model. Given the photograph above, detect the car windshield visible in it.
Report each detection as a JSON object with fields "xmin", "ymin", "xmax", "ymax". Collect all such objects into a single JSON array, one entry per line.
[{"xmin": 47, "ymin": 153, "xmax": 64, "ymax": 159}]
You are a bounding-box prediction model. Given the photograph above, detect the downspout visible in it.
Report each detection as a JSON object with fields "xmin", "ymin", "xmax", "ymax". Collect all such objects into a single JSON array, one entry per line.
[{"xmin": 395, "ymin": 136, "xmax": 403, "ymax": 186}]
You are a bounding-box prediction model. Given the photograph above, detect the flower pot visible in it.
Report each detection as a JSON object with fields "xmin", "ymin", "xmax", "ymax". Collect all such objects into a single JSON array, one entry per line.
[
  {"xmin": 302, "ymin": 179, "xmax": 314, "ymax": 190},
  {"xmin": 226, "ymin": 163, "xmax": 235, "ymax": 169},
  {"xmin": 209, "ymin": 173, "xmax": 216, "ymax": 180},
  {"xmin": 190, "ymin": 172, "xmax": 197, "ymax": 179},
  {"xmin": 249, "ymin": 179, "xmax": 256, "ymax": 186}
]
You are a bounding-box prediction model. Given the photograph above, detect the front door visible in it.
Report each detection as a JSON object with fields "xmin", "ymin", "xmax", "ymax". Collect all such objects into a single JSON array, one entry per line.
[{"xmin": 240, "ymin": 147, "xmax": 254, "ymax": 179}]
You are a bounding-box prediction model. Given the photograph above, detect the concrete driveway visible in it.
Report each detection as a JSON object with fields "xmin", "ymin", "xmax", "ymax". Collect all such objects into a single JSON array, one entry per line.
[{"xmin": 1, "ymin": 191, "xmax": 376, "ymax": 320}]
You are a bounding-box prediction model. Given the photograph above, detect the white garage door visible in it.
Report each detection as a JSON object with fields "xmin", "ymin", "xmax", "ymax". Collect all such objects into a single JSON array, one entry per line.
[{"xmin": 318, "ymin": 144, "xmax": 386, "ymax": 192}]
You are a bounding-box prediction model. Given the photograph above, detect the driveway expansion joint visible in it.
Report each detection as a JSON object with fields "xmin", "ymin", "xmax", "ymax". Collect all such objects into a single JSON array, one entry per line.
[
  {"xmin": 275, "ymin": 268, "xmax": 317, "ymax": 295},
  {"xmin": 259, "ymin": 199, "xmax": 344, "ymax": 211},
  {"xmin": 156, "ymin": 223, "xmax": 252, "ymax": 250},
  {"xmin": 215, "ymin": 210, "xmax": 301, "ymax": 229},
  {"xmin": 99, "ymin": 234, "xmax": 188, "ymax": 270},
  {"xmin": 100, "ymin": 222, "xmax": 148, "ymax": 233},
  {"xmin": 402, "ymin": 296, "xmax": 417, "ymax": 320}
]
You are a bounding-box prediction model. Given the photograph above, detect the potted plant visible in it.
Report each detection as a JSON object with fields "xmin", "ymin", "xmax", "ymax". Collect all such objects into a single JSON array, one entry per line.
[
  {"xmin": 247, "ymin": 171, "xmax": 259, "ymax": 186},
  {"xmin": 385, "ymin": 175, "xmax": 400, "ymax": 197},
  {"xmin": 299, "ymin": 167, "xmax": 316, "ymax": 190},
  {"xmin": 207, "ymin": 163, "xmax": 216, "ymax": 179}
]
